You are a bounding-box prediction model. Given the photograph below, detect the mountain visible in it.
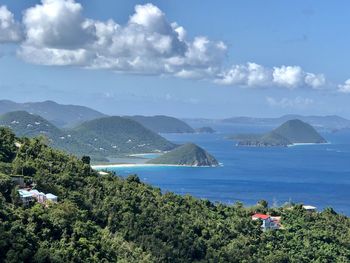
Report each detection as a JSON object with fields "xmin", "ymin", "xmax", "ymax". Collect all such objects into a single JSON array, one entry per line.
[
  {"xmin": 195, "ymin": 126, "xmax": 216, "ymax": 133},
  {"xmin": 0, "ymin": 100, "xmax": 106, "ymax": 128},
  {"xmin": 127, "ymin": 115, "xmax": 195, "ymax": 133},
  {"xmin": 0, "ymin": 111, "xmax": 95, "ymax": 155},
  {"xmin": 73, "ymin": 116, "xmax": 177, "ymax": 156},
  {"xmin": 233, "ymin": 119, "xmax": 327, "ymax": 147},
  {"xmin": 147, "ymin": 143, "xmax": 219, "ymax": 166},
  {"xmin": 222, "ymin": 115, "xmax": 350, "ymax": 131}
]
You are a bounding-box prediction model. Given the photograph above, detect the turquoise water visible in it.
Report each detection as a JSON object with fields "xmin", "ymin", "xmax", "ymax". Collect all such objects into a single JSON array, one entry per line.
[{"xmin": 102, "ymin": 125, "xmax": 350, "ymax": 215}]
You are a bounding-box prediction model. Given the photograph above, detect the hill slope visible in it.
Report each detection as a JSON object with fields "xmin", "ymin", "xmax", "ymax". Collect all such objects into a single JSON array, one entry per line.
[
  {"xmin": 234, "ymin": 119, "xmax": 327, "ymax": 147},
  {"xmin": 0, "ymin": 100, "xmax": 106, "ymax": 128},
  {"xmin": 272, "ymin": 119, "xmax": 327, "ymax": 144},
  {"xmin": 0, "ymin": 111, "xmax": 96, "ymax": 155},
  {"xmin": 147, "ymin": 143, "xmax": 218, "ymax": 166},
  {"xmin": 127, "ymin": 115, "xmax": 195, "ymax": 133},
  {"xmin": 73, "ymin": 116, "xmax": 177, "ymax": 155}
]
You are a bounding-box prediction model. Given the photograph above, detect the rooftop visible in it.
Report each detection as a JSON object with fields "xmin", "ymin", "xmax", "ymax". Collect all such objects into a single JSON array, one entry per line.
[{"xmin": 252, "ymin": 213, "xmax": 270, "ymax": 220}]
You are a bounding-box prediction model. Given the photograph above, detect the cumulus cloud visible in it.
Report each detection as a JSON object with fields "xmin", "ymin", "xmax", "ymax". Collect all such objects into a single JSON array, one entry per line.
[
  {"xmin": 266, "ymin": 96, "xmax": 314, "ymax": 109},
  {"xmin": 0, "ymin": 0, "xmax": 332, "ymax": 90},
  {"xmin": 18, "ymin": 1, "xmax": 227, "ymax": 76},
  {"xmin": 338, "ymin": 79, "xmax": 350, "ymax": 93},
  {"xmin": 216, "ymin": 63, "xmax": 326, "ymax": 89},
  {"xmin": 0, "ymin": 5, "xmax": 22, "ymax": 42}
]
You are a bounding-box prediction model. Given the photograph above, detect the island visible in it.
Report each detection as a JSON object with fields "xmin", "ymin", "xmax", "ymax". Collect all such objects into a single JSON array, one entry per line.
[
  {"xmin": 195, "ymin": 126, "xmax": 216, "ymax": 133},
  {"xmin": 231, "ymin": 119, "xmax": 327, "ymax": 147},
  {"xmin": 147, "ymin": 143, "xmax": 219, "ymax": 166}
]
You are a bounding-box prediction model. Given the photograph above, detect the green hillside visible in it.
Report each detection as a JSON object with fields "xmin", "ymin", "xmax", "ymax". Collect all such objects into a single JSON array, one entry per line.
[
  {"xmin": 0, "ymin": 100, "xmax": 106, "ymax": 128},
  {"xmin": 233, "ymin": 119, "xmax": 327, "ymax": 147},
  {"xmin": 0, "ymin": 111, "xmax": 96, "ymax": 156},
  {"xmin": 272, "ymin": 119, "xmax": 327, "ymax": 143},
  {"xmin": 127, "ymin": 115, "xmax": 195, "ymax": 133},
  {"xmin": 73, "ymin": 116, "xmax": 177, "ymax": 155},
  {"xmin": 148, "ymin": 143, "xmax": 219, "ymax": 166},
  {"xmin": 0, "ymin": 128, "xmax": 349, "ymax": 262}
]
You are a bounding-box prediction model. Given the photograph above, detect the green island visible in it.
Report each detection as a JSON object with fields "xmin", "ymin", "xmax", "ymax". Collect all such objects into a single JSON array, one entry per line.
[
  {"xmin": 147, "ymin": 143, "xmax": 219, "ymax": 167},
  {"xmin": 0, "ymin": 127, "xmax": 349, "ymax": 262},
  {"xmin": 230, "ymin": 119, "xmax": 327, "ymax": 147}
]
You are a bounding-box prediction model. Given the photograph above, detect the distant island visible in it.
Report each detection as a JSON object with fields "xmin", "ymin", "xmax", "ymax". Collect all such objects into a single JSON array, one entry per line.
[
  {"xmin": 147, "ymin": 143, "xmax": 219, "ymax": 166},
  {"xmin": 230, "ymin": 119, "xmax": 327, "ymax": 147},
  {"xmin": 195, "ymin": 126, "xmax": 216, "ymax": 134},
  {"xmin": 126, "ymin": 115, "xmax": 195, "ymax": 133}
]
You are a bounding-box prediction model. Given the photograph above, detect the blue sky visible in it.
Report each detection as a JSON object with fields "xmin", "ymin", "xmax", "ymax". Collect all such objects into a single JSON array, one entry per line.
[{"xmin": 0, "ymin": 0, "xmax": 350, "ymax": 118}]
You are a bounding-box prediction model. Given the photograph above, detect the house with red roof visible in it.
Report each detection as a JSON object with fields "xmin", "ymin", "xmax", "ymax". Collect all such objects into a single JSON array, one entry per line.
[{"xmin": 252, "ymin": 213, "xmax": 280, "ymax": 230}]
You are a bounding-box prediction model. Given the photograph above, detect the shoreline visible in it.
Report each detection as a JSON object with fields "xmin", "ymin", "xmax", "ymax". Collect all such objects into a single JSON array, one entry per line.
[
  {"xmin": 92, "ymin": 163, "xmax": 219, "ymax": 169},
  {"xmin": 288, "ymin": 142, "xmax": 330, "ymax": 147}
]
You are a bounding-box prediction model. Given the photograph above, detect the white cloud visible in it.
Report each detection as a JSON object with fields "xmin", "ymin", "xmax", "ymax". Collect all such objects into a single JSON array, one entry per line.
[
  {"xmin": 0, "ymin": 5, "xmax": 22, "ymax": 42},
  {"xmin": 217, "ymin": 63, "xmax": 325, "ymax": 89},
  {"xmin": 304, "ymin": 73, "xmax": 326, "ymax": 89},
  {"xmin": 19, "ymin": 0, "xmax": 227, "ymax": 76},
  {"xmin": 272, "ymin": 66, "xmax": 303, "ymax": 88},
  {"xmin": 266, "ymin": 96, "xmax": 314, "ymax": 109},
  {"xmin": 1, "ymin": 0, "xmax": 332, "ymax": 91},
  {"xmin": 338, "ymin": 79, "xmax": 350, "ymax": 93}
]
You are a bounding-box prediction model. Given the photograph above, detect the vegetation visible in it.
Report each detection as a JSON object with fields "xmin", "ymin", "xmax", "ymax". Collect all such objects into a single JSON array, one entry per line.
[
  {"xmin": 232, "ymin": 119, "xmax": 327, "ymax": 147},
  {"xmin": 73, "ymin": 116, "xmax": 176, "ymax": 155},
  {"xmin": 0, "ymin": 112, "xmax": 177, "ymax": 161},
  {"xmin": 127, "ymin": 115, "xmax": 195, "ymax": 133},
  {"xmin": 148, "ymin": 143, "xmax": 219, "ymax": 166},
  {"xmin": 0, "ymin": 127, "xmax": 349, "ymax": 262}
]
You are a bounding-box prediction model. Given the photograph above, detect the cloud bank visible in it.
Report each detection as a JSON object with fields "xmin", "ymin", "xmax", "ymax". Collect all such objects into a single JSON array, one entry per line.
[
  {"xmin": 0, "ymin": 0, "xmax": 345, "ymax": 92},
  {"xmin": 266, "ymin": 96, "xmax": 314, "ymax": 109}
]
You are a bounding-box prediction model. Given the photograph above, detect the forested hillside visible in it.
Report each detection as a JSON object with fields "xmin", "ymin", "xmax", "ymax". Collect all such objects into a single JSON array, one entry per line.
[{"xmin": 0, "ymin": 127, "xmax": 349, "ymax": 262}]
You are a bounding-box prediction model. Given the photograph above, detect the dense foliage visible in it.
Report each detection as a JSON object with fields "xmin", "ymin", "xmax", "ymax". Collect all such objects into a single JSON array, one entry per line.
[
  {"xmin": 0, "ymin": 127, "xmax": 349, "ymax": 262},
  {"xmin": 0, "ymin": 112, "xmax": 176, "ymax": 161},
  {"xmin": 148, "ymin": 143, "xmax": 218, "ymax": 166}
]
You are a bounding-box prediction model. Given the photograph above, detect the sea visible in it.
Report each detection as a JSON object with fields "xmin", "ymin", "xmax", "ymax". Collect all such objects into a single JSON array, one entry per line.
[{"xmin": 98, "ymin": 123, "xmax": 350, "ymax": 216}]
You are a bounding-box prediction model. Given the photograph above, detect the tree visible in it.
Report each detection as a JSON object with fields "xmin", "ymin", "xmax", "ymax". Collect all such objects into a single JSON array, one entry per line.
[
  {"xmin": 0, "ymin": 128, "xmax": 17, "ymax": 163},
  {"xmin": 81, "ymin": 156, "xmax": 90, "ymax": 165}
]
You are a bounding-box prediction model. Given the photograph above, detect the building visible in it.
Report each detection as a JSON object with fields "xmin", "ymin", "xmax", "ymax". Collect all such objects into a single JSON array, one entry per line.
[
  {"xmin": 18, "ymin": 189, "xmax": 33, "ymax": 206},
  {"xmin": 46, "ymin": 193, "xmax": 58, "ymax": 202},
  {"xmin": 18, "ymin": 189, "xmax": 58, "ymax": 205},
  {"xmin": 252, "ymin": 213, "xmax": 280, "ymax": 230},
  {"xmin": 303, "ymin": 205, "xmax": 317, "ymax": 212}
]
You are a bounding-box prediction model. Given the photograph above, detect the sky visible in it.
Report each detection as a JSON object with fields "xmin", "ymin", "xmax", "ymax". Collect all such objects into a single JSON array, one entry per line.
[{"xmin": 0, "ymin": 0, "xmax": 350, "ymax": 118}]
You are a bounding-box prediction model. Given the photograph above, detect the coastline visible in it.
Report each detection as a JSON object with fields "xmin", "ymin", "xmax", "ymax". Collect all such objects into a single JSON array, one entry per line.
[
  {"xmin": 288, "ymin": 142, "xmax": 330, "ymax": 147},
  {"xmin": 92, "ymin": 163, "xmax": 219, "ymax": 169}
]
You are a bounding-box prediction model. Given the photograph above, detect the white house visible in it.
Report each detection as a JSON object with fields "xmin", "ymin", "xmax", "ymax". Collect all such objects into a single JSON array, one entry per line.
[
  {"xmin": 18, "ymin": 189, "xmax": 33, "ymax": 205},
  {"xmin": 303, "ymin": 205, "xmax": 317, "ymax": 212},
  {"xmin": 18, "ymin": 189, "xmax": 58, "ymax": 205},
  {"xmin": 252, "ymin": 213, "xmax": 280, "ymax": 230}
]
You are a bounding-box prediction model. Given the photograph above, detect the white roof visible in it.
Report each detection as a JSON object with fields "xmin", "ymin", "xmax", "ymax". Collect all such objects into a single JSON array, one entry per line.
[
  {"xmin": 29, "ymin": 189, "xmax": 39, "ymax": 195},
  {"xmin": 46, "ymin": 193, "xmax": 57, "ymax": 199},
  {"xmin": 303, "ymin": 205, "xmax": 317, "ymax": 210},
  {"xmin": 18, "ymin": 189, "xmax": 32, "ymax": 198}
]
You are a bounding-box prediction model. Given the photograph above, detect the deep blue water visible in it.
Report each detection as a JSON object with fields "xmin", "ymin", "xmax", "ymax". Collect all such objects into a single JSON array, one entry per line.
[{"xmin": 101, "ymin": 125, "xmax": 350, "ymax": 215}]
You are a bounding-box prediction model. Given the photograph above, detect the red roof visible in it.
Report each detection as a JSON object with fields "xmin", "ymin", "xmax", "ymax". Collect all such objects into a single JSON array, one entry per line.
[{"xmin": 252, "ymin": 213, "xmax": 270, "ymax": 220}]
